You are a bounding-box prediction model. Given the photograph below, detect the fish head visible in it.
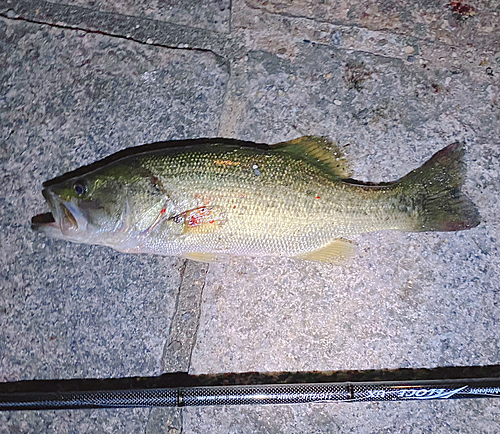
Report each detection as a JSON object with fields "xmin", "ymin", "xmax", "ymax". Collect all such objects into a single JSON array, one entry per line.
[{"xmin": 32, "ymin": 162, "xmax": 169, "ymax": 247}]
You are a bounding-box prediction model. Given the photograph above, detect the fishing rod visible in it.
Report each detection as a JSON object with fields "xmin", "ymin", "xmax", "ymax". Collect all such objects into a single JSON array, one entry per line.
[{"xmin": 1, "ymin": 366, "xmax": 500, "ymax": 411}]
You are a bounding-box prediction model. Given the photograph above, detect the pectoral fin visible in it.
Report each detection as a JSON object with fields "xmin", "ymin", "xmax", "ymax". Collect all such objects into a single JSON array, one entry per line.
[{"xmin": 295, "ymin": 239, "xmax": 356, "ymax": 263}]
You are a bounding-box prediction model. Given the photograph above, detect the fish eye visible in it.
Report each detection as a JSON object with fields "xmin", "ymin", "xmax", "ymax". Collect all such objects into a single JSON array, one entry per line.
[{"xmin": 73, "ymin": 180, "xmax": 87, "ymax": 196}]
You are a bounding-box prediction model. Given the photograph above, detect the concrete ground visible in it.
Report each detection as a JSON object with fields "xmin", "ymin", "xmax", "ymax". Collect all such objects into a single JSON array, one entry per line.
[{"xmin": 1, "ymin": 0, "xmax": 499, "ymax": 432}]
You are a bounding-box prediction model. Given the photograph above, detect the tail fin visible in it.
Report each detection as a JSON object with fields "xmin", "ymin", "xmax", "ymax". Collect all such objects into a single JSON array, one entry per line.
[{"xmin": 398, "ymin": 142, "xmax": 480, "ymax": 232}]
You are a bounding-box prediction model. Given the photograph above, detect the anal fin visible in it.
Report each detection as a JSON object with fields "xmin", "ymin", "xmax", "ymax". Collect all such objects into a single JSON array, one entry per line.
[
  {"xmin": 183, "ymin": 252, "xmax": 229, "ymax": 263},
  {"xmin": 295, "ymin": 239, "xmax": 356, "ymax": 263}
]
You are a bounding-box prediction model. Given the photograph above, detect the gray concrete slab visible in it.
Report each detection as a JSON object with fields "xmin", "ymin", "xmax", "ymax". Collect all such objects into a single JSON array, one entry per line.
[
  {"xmin": 0, "ymin": 12, "xmax": 228, "ymax": 381},
  {"xmin": 0, "ymin": 408, "xmax": 151, "ymax": 434},
  {"xmin": 238, "ymin": 0, "xmax": 499, "ymax": 49},
  {"xmin": 162, "ymin": 261, "xmax": 208, "ymax": 373},
  {"xmin": 59, "ymin": 0, "xmax": 231, "ymax": 33},
  {"xmin": 193, "ymin": 32, "xmax": 500, "ymax": 375},
  {"xmin": 0, "ymin": 0, "xmax": 499, "ymax": 432},
  {"xmin": 182, "ymin": 400, "xmax": 500, "ymax": 434},
  {"xmin": 2, "ymin": 0, "xmax": 236, "ymax": 57}
]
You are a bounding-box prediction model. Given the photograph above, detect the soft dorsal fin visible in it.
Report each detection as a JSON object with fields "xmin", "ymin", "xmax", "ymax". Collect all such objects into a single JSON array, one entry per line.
[
  {"xmin": 294, "ymin": 239, "xmax": 356, "ymax": 263},
  {"xmin": 273, "ymin": 136, "xmax": 352, "ymax": 179}
]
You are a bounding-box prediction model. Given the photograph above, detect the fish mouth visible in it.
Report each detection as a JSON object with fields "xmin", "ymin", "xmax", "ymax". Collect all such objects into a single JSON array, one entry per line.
[
  {"xmin": 31, "ymin": 211, "xmax": 56, "ymax": 228},
  {"xmin": 31, "ymin": 205, "xmax": 78, "ymax": 227},
  {"xmin": 31, "ymin": 189, "xmax": 81, "ymax": 237}
]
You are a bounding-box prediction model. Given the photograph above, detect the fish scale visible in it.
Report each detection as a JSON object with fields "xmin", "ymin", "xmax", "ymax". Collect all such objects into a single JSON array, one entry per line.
[{"xmin": 144, "ymin": 151, "xmax": 361, "ymax": 254}]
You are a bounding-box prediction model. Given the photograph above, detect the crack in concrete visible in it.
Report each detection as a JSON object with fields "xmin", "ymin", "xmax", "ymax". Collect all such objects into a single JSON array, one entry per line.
[
  {"xmin": 187, "ymin": 266, "xmax": 207, "ymax": 373},
  {"xmin": 242, "ymin": 1, "xmax": 496, "ymax": 53},
  {"xmin": 3, "ymin": 0, "xmax": 471, "ymax": 70},
  {"xmin": 2, "ymin": 9, "xmax": 406, "ymax": 64},
  {"xmin": 0, "ymin": 0, "xmax": 234, "ymax": 61},
  {"xmin": 179, "ymin": 407, "xmax": 184, "ymax": 434},
  {"xmin": 2, "ymin": 14, "xmax": 222, "ymax": 57},
  {"xmin": 144, "ymin": 407, "xmax": 152, "ymax": 434},
  {"xmin": 161, "ymin": 261, "xmax": 209, "ymax": 374},
  {"xmin": 0, "ymin": 0, "xmax": 433, "ymax": 68},
  {"xmin": 228, "ymin": 0, "xmax": 233, "ymax": 34},
  {"xmin": 160, "ymin": 260, "xmax": 189, "ymax": 373}
]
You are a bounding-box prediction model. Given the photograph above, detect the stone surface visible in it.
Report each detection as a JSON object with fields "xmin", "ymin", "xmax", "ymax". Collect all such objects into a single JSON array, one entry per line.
[
  {"xmin": 193, "ymin": 19, "xmax": 500, "ymax": 376},
  {"xmin": 146, "ymin": 407, "xmax": 182, "ymax": 434},
  {"xmin": 0, "ymin": 14, "xmax": 228, "ymax": 382},
  {"xmin": 46, "ymin": 0, "xmax": 230, "ymax": 33},
  {"xmin": 0, "ymin": 408, "xmax": 150, "ymax": 434},
  {"xmin": 238, "ymin": 0, "xmax": 499, "ymax": 50},
  {"xmin": 162, "ymin": 261, "xmax": 208, "ymax": 373},
  {"xmin": 2, "ymin": 0, "xmax": 236, "ymax": 57},
  {"xmin": 182, "ymin": 399, "xmax": 500, "ymax": 434}
]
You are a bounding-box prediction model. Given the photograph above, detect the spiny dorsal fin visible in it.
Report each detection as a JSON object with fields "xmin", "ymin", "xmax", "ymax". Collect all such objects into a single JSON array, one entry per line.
[
  {"xmin": 273, "ymin": 136, "xmax": 352, "ymax": 179},
  {"xmin": 295, "ymin": 238, "xmax": 356, "ymax": 263}
]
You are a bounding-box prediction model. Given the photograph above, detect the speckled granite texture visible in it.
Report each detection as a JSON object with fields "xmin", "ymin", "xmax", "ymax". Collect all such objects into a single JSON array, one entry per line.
[{"xmin": 0, "ymin": 0, "xmax": 499, "ymax": 432}]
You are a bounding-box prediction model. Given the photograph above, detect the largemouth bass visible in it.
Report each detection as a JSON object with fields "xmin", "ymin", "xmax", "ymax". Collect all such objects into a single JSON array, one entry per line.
[{"xmin": 32, "ymin": 136, "xmax": 480, "ymax": 263}]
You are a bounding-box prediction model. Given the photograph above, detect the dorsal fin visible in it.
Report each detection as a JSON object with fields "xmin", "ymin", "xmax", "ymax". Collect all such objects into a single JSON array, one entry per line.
[{"xmin": 272, "ymin": 136, "xmax": 352, "ymax": 179}]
